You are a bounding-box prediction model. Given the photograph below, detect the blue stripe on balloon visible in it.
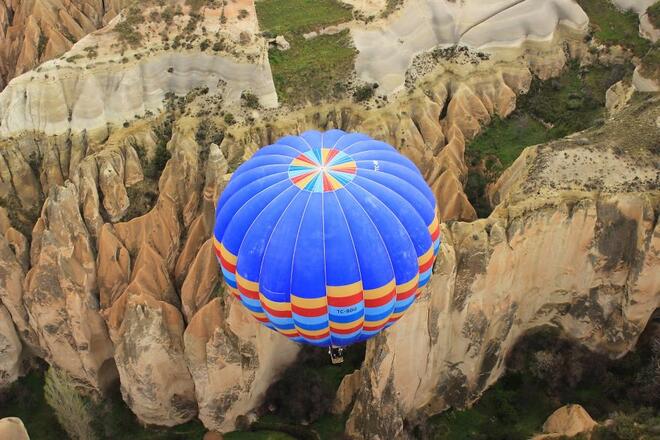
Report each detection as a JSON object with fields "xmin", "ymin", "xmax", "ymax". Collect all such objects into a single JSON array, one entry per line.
[
  {"xmin": 264, "ymin": 314, "xmax": 296, "ymax": 330},
  {"xmin": 364, "ymin": 309, "xmax": 394, "ymax": 323},
  {"xmin": 419, "ymin": 268, "xmax": 432, "ymax": 287},
  {"xmin": 293, "ymin": 314, "xmax": 328, "ymax": 327},
  {"xmin": 393, "ymin": 295, "xmax": 416, "ymax": 313},
  {"xmin": 222, "ymin": 276, "xmax": 237, "ymax": 289},
  {"xmin": 327, "ymin": 308, "xmax": 364, "ymax": 323},
  {"xmin": 334, "ymin": 190, "xmax": 395, "ymax": 290},
  {"xmin": 294, "ymin": 319, "xmax": 329, "ymax": 332},
  {"xmin": 364, "ymin": 297, "xmax": 396, "ymax": 317}
]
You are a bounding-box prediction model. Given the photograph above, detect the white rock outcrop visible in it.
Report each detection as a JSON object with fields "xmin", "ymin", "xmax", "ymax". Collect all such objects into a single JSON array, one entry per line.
[{"xmin": 350, "ymin": 0, "xmax": 588, "ymax": 93}]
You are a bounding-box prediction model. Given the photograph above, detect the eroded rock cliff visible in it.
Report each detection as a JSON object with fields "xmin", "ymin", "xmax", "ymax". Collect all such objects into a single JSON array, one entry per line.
[{"xmin": 0, "ymin": 0, "xmax": 130, "ymax": 89}]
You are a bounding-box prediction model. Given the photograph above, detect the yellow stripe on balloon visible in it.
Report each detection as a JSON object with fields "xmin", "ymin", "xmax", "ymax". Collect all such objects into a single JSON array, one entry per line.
[
  {"xmin": 364, "ymin": 280, "xmax": 396, "ymax": 300},
  {"xmin": 418, "ymin": 247, "xmax": 434, "ymax": 265},
  {"xmin": 295, "ymin": 326, "xmax": 330, "ymax": 337},
  {"xmin": 290, "ymin": 158, "xmax": 315, "ymax": 168},
  {"xmin": 236, "ymin": 273, "xmax": 258, "ymax": 290},
  {"xmin": 324, "ymin": 173, "xmax": 343, "ymax": 190},
  {"xmin": 396, "ymin": 275, "xmax": 419, "ymax": 293},
  {"xmin": 259, "ymin": 293, "xmax": 290, "ymax": 311},
  {"xmin": 326, "ymin": 281, "xmax": 363, "ymax": 297},
  {"xmin": 220, "ymin": 243, "xmax": 237, "ymax": 264},
  {"xmin": 296, "ymin": 172, "xmax": 317, "ymax": 188},
  {"xmin": 427, "ymin": 215, "xmax": 439, "ymax": 233},
  {"xmin": 364, "ymin": 315, "xmax": 390, "ymax": 327},
  {"xmin": 290, "ymin": 294, "xmax": 327, "ymax": 309},
  {"xmin": 330, "ymin": 318, "xmax": 364, "ymax": 330}
]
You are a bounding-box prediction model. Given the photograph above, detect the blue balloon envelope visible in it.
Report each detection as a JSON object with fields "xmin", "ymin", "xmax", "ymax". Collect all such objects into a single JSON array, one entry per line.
[{"xmin": 213, "ymin": 130, "xmax": 440, "ymax": 347}]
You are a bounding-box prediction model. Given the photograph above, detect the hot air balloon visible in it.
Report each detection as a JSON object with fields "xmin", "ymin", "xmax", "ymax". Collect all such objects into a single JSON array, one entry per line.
[{"xmin": 213, "ymin": 129, "xmax": 440, "ymax": 355}]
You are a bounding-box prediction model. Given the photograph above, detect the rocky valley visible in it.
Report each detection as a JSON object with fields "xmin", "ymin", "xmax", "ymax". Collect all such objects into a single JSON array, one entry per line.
[{"xmin": 0, "ymin": 1, "xmax": 658, "ymax": 439}]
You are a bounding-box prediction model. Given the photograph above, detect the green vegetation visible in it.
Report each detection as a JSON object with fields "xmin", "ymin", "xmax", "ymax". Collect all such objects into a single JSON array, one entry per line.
[
  {"xmin": 577, "ymin": 0, "xmax": 650, "ymax": 57},
  {"xmin": 382, "ymin": 0, "xmax": 405, "ymax": 18},
  {"xmin": 37, "ymin": 34, "xmax": 48, "ymax": 59},
  {"xmin": 0, "ymin": 368, "xmax": 68, "ymax": 439},
  {"xmin": 44, "ymin": 367, "xmax": 98, "ymax": 440},
  {"xmin": 255, "ymin": 0, "xmax": 357, "ymax": 105},
  {"xmin": 241, "ymin": 90, "xmax": 261, "ymax": 109},
  {"xmin": 268, "ymin": 31, "xmax": 356, "ymax": 105},
  {"xmin": 115, "ymin": 6, "xmax": 145, "ymax": 47},
  {"xmin": 255, "ymin": 0, "xmax": 352, "ymax": 35},
  {"xmin": 466, "ymin": 61, "xmax": 631, "ymax": 217},
  {"xmin": 146, "ymin": 116, "xmax": 174, "ymax": 179},
  {"xmin": 648, "ymin": 2, "xmax": 660, "ymax": 28},
  {"xmin": 426, "ymin": 327, "xmax": 660, "ymax": 439},
  {"xmin": 0, "ymin": 366, "xmax": 207, "ymax": 440},
  {"xmin": 353, "ymin": 83, "xmax": 377, "ymax": 102}
]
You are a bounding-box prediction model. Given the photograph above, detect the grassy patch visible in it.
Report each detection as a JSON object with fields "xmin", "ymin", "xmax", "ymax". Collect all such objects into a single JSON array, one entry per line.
[
  {"xmin": 255, "ymin": 0, "xmax": 353, "ymax": 35},
  {"xmin": 255, "ymin": 0, "xmax": 357, "ymax": 106},
  {"xmin": 466, "ymin": 61, "xmax": 631, "ymax": 217},
  {"xmin": 577, "ymin": 0, "xmax": 650, "ymax": 57},
  {"xmin": 0, "ymin": 369, "xmax": 68, "ymax": 440},
  {"xmin": 268, "ymin": 32, "xmax": 357, "ymax": 105},
  {"xmin": 427, "ymin": 375, "xmax": 555, "ymax": 440}
]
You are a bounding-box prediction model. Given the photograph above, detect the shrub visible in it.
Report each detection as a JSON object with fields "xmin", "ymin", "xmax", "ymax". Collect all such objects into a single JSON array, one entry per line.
[
  {"xmin": 353, "ymin": 83, "xmax": 376, "ymax": 102},
  {"xmin": 241, "ymin": 90, "xmax": 260, "ymax": 108},
  {"xmin": 224, "ymin": 112, "xmax": 236, "ymax": 125},
  {"xmin": 44, "ymin": 367, "xmax": 98, "ymax": 440}
]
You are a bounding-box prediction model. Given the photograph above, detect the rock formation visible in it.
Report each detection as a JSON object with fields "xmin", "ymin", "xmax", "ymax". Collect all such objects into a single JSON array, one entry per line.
[
  {"xmin": 349, "ymin": 0, "xmax": 588, "ymax": 93},
  {"xmin": 184, "ymin": 298, "xmax": 300, "ymax": 432},
  {"xmin": 0, "ymin": 304, "xmax": 21, "ymax": 387},
  {"xmin": 342, "ymin": 94, "xmax": 660, "ymax": 439},
  {"xmin": 0, "ymin": 0, "xmax": 277, "ymax": 137},
  {"xmin": 536, "ymin": 404, "xmax": 597, "ymax": 439},
  {"xmin": 0, "ymin": 417, "xmax": 30, "ymax": 440},
  {"xmin": 0, "ymin": 0, "xmax": 130, "ymax": 90}
]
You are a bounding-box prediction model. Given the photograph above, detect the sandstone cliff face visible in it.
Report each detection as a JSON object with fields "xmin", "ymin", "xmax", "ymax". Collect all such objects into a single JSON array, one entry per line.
[
  {"xmin": 24, "ymin": 182, "xmax": 117, "ymax": 391},
  {"xmin": 184, "ymin": 297, "xmax": 300, "ymax": 432},
  {"xmin": 0, "ymin": 303, "xmax": 21, "ymax": 387},
  {"xmin": 0, "ymin": 0, "xmax": 129, "ymax": 90},
  {"xmin": 342, "ymin": 95, "xmax": 660, "ymax": 439}
]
